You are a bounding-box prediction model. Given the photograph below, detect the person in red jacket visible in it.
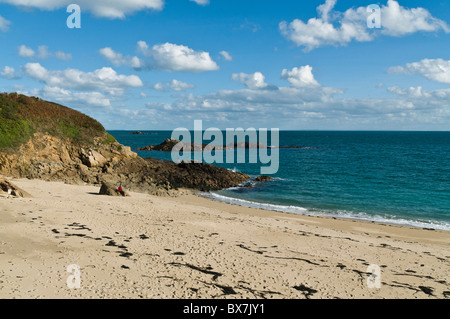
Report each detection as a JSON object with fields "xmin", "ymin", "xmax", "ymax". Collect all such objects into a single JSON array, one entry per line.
[{"xmin": 117, "ymin": 184, "xmax": 125, "ymax": 196}]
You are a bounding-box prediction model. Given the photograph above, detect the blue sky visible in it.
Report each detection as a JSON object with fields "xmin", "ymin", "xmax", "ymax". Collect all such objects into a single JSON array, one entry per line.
[{"xmin": 1, "ymin": 0, "xmax": 450, "ymax": 130}]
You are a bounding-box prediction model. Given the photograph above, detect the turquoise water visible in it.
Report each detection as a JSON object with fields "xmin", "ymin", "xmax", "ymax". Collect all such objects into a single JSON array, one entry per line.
[{"xmin": 109, "ymin": 131, "xmax": 450, "ymax": 230}]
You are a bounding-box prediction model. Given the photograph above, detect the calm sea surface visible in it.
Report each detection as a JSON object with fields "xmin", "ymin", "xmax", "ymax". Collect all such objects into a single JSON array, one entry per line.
[{"xmin": 109, "ymin": 131, "xmax": 450, "ymax": 230}]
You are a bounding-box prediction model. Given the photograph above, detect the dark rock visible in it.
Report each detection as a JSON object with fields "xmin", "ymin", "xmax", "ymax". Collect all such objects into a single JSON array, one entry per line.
[
  {"xmin": 293, "ymin": 284, "xmax": 318, "ymax": 299},
  {"xmin": 419, "ymin": 286, "xmax": 434, "ymax": 296},
  {"xmin": 130, "ymin": 131, "xmax": 145, "ymax": 135},
  {"xmin": 0, "ymin": 179, "xmax": 33, "ymax": 198},
  {"xmin": 255, "ymin": 175, "xmax": 273, "ymax": 182},
  {"xmin": 138, "ymin": 138, "xmax": 209, "ymax": 152},
  {"xmin": 105, "ymin": 240, "xmax": 117, "ymax": 247},
  {"xmin": 138, "ymin": 139, "xmax": 271, "ymax": 152},
  {"xmin": 138, "ymin": 138, "xmax": 180, "ymax": 151},
  {"xmin": 225, "ymin": 142, "xmax": 268, "ymax": 149},
  {"xmin": 99, "ymin": 182, "xmax": 130, "ymax": 197}
]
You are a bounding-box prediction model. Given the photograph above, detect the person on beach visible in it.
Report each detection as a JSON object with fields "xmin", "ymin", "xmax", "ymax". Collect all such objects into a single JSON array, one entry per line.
[{"xmin": 117, "ymin": 184, "xmax": 125, "ymax": 196}]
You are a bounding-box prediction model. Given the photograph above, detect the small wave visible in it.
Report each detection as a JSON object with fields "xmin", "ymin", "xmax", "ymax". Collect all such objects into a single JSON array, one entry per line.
[
  {"xmin": 244, "ymin": 175, "xmax": 291, "ymax": 182},
  {"xmin": 200, "ymin": 192, "xmax": 450, "ymax": 231},
  {"xmin": 201, "ymin": 192, "xmax": 309, "ymax": 214},
  {"xmin": 271, "ymin": 177, "xmax": 290, "ymax": 181}
]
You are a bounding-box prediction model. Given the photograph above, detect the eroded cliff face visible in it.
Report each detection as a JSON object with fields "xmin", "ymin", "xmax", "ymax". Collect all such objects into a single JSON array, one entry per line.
[{"xmin": 0, "ymin": 132, "xmax": 136, "ymax": 184}]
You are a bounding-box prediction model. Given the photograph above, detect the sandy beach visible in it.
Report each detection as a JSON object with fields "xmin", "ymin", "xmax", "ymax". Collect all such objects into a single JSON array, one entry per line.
[{"xmin": 0, "ymin": 177, "xmax": 449, "ymax": 299}]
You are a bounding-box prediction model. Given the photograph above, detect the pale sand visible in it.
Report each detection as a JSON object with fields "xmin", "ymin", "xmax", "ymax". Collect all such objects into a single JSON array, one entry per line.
[{"xmin": 0, "ymin": 178, "xmax": 449, "ymax": 299}]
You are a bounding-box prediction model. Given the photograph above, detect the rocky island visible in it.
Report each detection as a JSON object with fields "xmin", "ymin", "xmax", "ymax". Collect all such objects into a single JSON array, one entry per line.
[
  {"xmin": 138, "ymin": 138, "xmax": 271, "ymax": 152},
  {"xmin": 138, "ymin": 138, "xmax": 310, "ymax": 152}
]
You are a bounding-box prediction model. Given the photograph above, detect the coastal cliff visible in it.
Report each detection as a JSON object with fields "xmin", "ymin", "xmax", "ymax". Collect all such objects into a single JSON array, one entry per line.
[{"xmin": 0, "ymin": 93, "xmax": 249, "ymax": 195}]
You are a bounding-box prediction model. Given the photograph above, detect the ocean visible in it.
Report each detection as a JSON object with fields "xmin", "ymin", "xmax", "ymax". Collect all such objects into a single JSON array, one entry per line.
[{"xmin": 109, "ymin": 131, "xmax": 450, "ymax": 231}]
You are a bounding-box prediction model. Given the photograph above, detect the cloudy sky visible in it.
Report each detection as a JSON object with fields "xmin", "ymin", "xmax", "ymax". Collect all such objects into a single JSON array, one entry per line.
[{"xmin": 1, "ymin": 0, "xmax": 450, "ymax": 130}]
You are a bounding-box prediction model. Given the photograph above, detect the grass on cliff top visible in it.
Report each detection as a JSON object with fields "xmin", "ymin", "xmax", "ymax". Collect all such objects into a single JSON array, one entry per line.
[{"xmin": 0, "ymin": 92, "xmax": 114, "ymax": 150}]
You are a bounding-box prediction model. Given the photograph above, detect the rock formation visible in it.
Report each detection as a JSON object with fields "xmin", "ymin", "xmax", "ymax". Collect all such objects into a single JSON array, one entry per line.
[
  {"xmin": 137, "ymin": 138, "xmax": 270, "ymax": 152},
  {"xmin": 255, "ymin": 175, "xmax": 273, "ymax": 182},
  {"xmin": 138, "ymin": 139, "xmax": 309, "ymax": 152},
  {"xmin": 0, "ymin": 93, "xmax": 250, "ymax": 195},
  {"xmin": 99, "ymin": 182, "xmax": 130, "ymax": 197},
  {"xmin": 0, "ymin": 178, "xmax": 33, "ymax": 198}
]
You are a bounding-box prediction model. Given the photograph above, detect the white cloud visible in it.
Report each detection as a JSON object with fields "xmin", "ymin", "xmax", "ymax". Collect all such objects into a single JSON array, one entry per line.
[
  {"xmin": 240, "ymin": 19, "xmax": 260, "ymax": 33},
  {"xmin": 387, "ymin": 85, "xmax": 450, "ymax": 101},
  {"xmin": 18, "ymin": 45, "xmax": 35, "ymax": 58},
  {"xmin": 281, "ymin": 65, "xmax": 320, "ymax": 88},
  {"xmin": 190, "ymin": 0, "xmax": 209, "ymax": 6},
  {"xmin": 99, "ymin": 47, "xmax": 142, "ymax": 68},
  {"xmin": 317, "ymin": 0, "xmax": 337, "ymax": 22},
  {"xmin": 1, "ymin": 66, "xmax": 18, "ymax": 79},
  {"xmin": 138, "ymin": 41, "xmax": 219, "ymax": 72},
  {"xmin": 0, "ymin": 14, "xmax": 11, "ymax": 32},
  {"xmin": 18, "ymin": 44, "xmax": 72, "ymax": 60},
  {"xmin": 231, "ymin": 72, "xmax": 269, "ymax": 90},
  {"xmin": 23, "ymin": 63, "xmax": 143, "ymax": 95},
  {"xmin": 280, "ymin": 0, "xmax": 450, "ymax": 51},
  {"xmin": 219, "ymin": 51, "xmax": 233, "ymax": 61},
  {"xmin": 387, "ymin": 86, "xmax": 429, "ymax": 98},
  {"xmin": 40, "ymin": 86, "xmax": 111, "ymax": 107},
  {"xmin": 113, "ymin": 64, "xmax": 450, "ymax": 129},
  {"xmin": 137, "ymin": 40, "xmax": 149, "ymax": 52},
  {"xmin": 153, "ymin": 79, "xmax": 195, "ymax": 91},
  {"xmin": 54, "ymin": 51, "xmax": 72, "ymax": 61},
  {"xmin": 153, "ymin": 82, "xmax": 165, "ymax": 91},
  {"xmin": 380, "ymin": 0, "xmax": 450, "ymax": 36},
  {"xmin": 37, "ymin": 45, "xmax": 51, "ymax": 59},
  {"xmin": 388, "ymin": 58, "xmax": 450, "ymax": 84},
  {"xmin": 163, "ymin": 84, "xmax": 449, "ymax": 129},
  {"xmin": 0, "ymin": 0, "xmax": 164, "ymax": 19}
]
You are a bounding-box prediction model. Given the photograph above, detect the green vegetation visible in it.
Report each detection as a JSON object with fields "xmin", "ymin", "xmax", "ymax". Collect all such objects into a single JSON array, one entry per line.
[
  {"xmin": 0, "ymin": 92, "xmax": 107, "ymax": 150},
  {"xmin": 102, "ymin": 133, "xmax": 117, "ymax": 145},
  {"xmin": 0, "ymin": 117, "xmax": 34, "ymax": 149},
  {"xmin": 57, "ymin": 119, "xmax": 81, "ymax": 141}
]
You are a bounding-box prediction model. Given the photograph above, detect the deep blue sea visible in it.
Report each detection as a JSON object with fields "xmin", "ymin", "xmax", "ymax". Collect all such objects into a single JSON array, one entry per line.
[{"xmin": 109, "ymin": 131, "xmax": 450, "ymax": 231}]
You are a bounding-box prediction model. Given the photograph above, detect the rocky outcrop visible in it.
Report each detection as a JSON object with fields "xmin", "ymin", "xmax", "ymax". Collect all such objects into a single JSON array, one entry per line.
[
  {"xmin": 138, "ymin": 138, "xmax": 270, "ymax": 152},
  {"xmin": 138, "ymin": 138, "xmax": 212, "ymax": 152},
  {"xmin": 0, "ymin": 93, "xmax": 251, "ymax": 196},
  {"xmin": 138, "ymin": 138, "xmax": 313, "ymax": 152},
  {"xmin": 0, "ymin": 178, "xmax": 33, "ymax": 198},
  {"xmin": 143, "ymin": 158, "xmax": 249, "ymax": 191},
  {"xmin": 255, "ymin": 175, "xmax": 273, "ymax": 182},
  {"xmin": 0, "ymin": 131, "xmax": 250, "ymax": 195},
  {"xmin": 0, "ymin": 132, "xmax": 249, "ymax": 195},
  {"xmin": 130, "ymin": 131, "xmax": 145, "ymax": 135},
  {"xmin": 80, "ymin": 149, "xmax": 107, "ymax": 168},
  {"xmin": 0, "ymin": 132, "xmax": 137, "ymax": 183},
  {"xmin": 99, "ymin": 182, "xmax": 130, "ymax": 197},
  {"xmin": 138, "ymin": 138, "xmax": 184, "ymax": 151}
]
